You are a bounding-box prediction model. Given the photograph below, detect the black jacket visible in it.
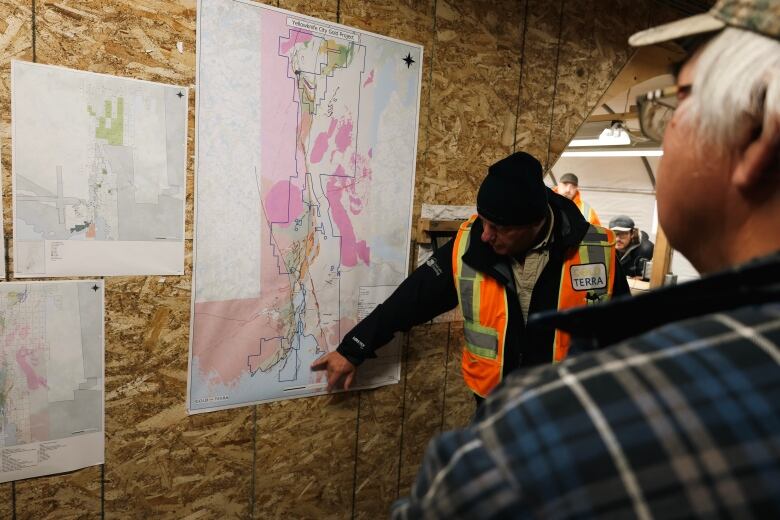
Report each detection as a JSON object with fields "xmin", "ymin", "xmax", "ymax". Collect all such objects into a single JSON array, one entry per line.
[
  {"xmin": 337, "ymin": 190, "xmax": 630, "ymax": 374},
  {"xmin": 619, "ymin": 231, "xmax": 654, "ymax": 277},
  {"xmin": 527, "ymin": 251, "xmax": 780, "ymax": 351}
]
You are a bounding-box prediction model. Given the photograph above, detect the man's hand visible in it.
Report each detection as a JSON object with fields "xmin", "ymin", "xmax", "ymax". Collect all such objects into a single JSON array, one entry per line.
[{"xmin": 310, "ymin": 351, "xmax": 357, "ymax": 391}]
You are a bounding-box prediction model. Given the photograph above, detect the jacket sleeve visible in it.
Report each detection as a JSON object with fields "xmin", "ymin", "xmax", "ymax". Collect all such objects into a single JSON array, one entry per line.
[
  {"xmin": 336, "ymin": 239, "xmax": 460, "ymax": 365},
  {"xmin": 612, "ymin": 256, "xmax": 631, "ymax": 297}
]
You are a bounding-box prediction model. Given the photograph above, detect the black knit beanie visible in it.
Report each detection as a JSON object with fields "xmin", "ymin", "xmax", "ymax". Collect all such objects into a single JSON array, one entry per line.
[{"xmin": 476, "ymin": 152, "xmax": 548, "ymax": 226}]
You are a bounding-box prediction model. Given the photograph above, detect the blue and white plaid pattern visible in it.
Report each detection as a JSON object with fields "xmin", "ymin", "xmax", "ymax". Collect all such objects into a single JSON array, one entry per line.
[{"xmin": 392, "ymin": 303, "xmax": 780, "ymax": 519}]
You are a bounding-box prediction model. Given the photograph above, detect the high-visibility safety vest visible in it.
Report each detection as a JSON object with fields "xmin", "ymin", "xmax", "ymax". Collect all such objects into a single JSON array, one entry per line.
[
  {"xmin": 552, "ymin": 187, "xmax": 601, "ymax": 226},
  {"xmin": 575, "ymin": 197, "xmax": 601, "ymax": 226},
  {"xmin": 452, "ymin": 215, "xmax": 617, "ymax": 397}
]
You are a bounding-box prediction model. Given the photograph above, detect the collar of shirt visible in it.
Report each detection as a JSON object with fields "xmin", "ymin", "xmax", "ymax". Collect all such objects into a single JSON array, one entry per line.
[{"xmin": 531, "ymin": 205, "xmax": 555, "ymax": 251}]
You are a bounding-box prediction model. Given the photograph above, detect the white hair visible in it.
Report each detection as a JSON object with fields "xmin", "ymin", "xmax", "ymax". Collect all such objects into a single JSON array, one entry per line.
[{"xmin": 686, "ymin": 28, "xmax": 780, "ymax": 151}]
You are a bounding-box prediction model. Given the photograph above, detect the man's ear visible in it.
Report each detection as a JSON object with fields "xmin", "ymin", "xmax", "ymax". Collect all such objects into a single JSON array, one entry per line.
[{"xmin": 733, "ymin": 117, "xmax": 780, "ymax": 190}]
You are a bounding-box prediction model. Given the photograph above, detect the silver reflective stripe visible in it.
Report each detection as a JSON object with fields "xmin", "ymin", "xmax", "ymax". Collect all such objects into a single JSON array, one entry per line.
[
  {"xmin": 582, "ymin": 224, "xmax": 610, "ymax": 244},
  {"xmin": 459, "ymin": 229, "xmax": 477, "ymax": 278},
  {"xmin": 456, "ymin": 222, "xmax": 478, "ymax": 321},
  {"xmin": 583, "ymin": 231, "xmax": 608, "ymax": 243},
  {"xmin": 587, "ymin": 243, "xmax": 606, "ymax": 266},
  {"xmin": 461, "ymin": 262, "xmax": 477, "ymax": 278},
  {"xmin": 464, "ymin": 323, "xmax": 498, "ymax": 359},
  {"xmin": 460, "ymin": 278, "xmax": 476, "ymax": 321},
  {"xmin": 581, "ymin": 201, "xmax": 592, "ymax": 218},
  {"xmin": 582, "ymin": 241, "xmax": 608, "ymax": 297}
]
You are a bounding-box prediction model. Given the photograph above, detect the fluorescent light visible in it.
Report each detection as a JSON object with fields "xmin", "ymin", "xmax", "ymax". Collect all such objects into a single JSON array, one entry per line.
[
  {"xmin": 561, "ymin": 150, "xmax": 663, "ymax": 157},
  {"xmin": 568, "ymin": 138, "xmax": 602, "ymax": 147},
  {"xmin": 570, "ymin": 125, "xmax": 631, "ymax": 147},
  {"xmin": 598, "ymin": 126, "xmax": 631, "ymax": 145}
]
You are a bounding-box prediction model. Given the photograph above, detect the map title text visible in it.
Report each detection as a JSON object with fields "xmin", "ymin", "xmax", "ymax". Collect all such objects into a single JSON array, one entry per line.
[{"xmin": 287, "ymin": 17, "xmax": 360, "ymax": 43}]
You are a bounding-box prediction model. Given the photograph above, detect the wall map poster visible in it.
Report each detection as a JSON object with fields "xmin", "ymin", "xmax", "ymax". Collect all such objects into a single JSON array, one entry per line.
[
  {"xmin": 189, "ymin": 0, "xmax": 422, "ymax": 412},
  {"xmin": 0, "ymin": 280, "xmax": 104, "ymax": 483},
  {"xmin": 12, "ymin": 61, "xmax": 187, "ymax": 277}
]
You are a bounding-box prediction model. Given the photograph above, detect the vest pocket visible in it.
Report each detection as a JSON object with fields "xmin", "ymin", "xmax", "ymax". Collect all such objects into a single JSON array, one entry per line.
[{"xmin": 463, "ymin": 321, "xmax": 498, "ymax": 359}]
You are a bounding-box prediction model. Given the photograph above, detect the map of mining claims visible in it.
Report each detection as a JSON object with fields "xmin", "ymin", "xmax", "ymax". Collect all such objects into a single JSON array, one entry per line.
[
  {"xmin": 0, "ymin": 281, "xmax": 104, "ymax": 483},
  {"xmin": 189, "ymin": 0, "xmax": 422, "ymax": 412},
  {"xmin": 12, "ymin": 61, "xmax": 188, "ymax": 277}
]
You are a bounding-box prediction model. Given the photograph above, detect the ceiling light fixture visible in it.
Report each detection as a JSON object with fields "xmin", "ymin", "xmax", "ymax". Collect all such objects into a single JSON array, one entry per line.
[
  {"xmin": 561, "ymin": 150, "xmax": 663, "ymax": 157},
  {"xmin": 569, "ymin": 121, "xmax": 631, "ymax": 147}
]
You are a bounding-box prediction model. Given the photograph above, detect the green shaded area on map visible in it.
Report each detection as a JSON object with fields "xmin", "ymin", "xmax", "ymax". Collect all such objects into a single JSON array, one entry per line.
[
  {"xmin": 88, "ymin": 97, "xmax": 125, "ymax": 145},
  {"xmin": 297, "ymin": 41, "xmax": 355, "ymax": 115}
]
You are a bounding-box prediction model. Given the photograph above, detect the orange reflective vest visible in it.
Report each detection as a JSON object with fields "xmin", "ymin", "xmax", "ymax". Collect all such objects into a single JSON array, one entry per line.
[
  {"xmin": 552, "ymin": 187, "xmax": 601, "ymax": 226},
  {"xmin": 574, "ymin": 194, "xmax": 601, "ymax": 226},
  {"xmin": 452, "ymin": 215, "xmax": 617, "ymax": 397}
]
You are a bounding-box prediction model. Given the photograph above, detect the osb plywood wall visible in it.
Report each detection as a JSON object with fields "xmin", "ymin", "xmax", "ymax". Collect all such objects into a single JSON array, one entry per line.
[{"xmin": 0, "ymin": 0, "xmax": 683, "ymax": 518}]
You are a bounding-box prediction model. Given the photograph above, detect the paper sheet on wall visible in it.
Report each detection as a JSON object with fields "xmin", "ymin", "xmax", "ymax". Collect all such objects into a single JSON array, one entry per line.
[
  {"xmin": 188, "ymin": 0, "xmax": 423, "ymax": 413},
  {"xmin": 0, "ymin": 280, "xmax": 104, "ymax": 483},
  {"xmin": 0, "ymin": 161, "xmax": 5, "ymax": 279},
  {"xmin": 12, "ymin": 61, "xmax": 188, "ymax": 277}
]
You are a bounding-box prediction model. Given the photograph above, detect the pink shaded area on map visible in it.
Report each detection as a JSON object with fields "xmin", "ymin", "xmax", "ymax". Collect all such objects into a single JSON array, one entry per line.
[
  {"xmin": 265, "ymin": 180, "xmax": 304, "ymax": 223},
  {"xmin": 310, "ymin": 119, "xmax": 338, "ymax": 164},
  {"xmin": 6, "ymin": 324, "xmax": 48, "ymax": 391},
  {"xmin": 29, "ymin": 410, "xmax": 50, "ymax": 442},
  {"xmin": 347, "ymin": 153, "xmax": 372, "ymax": 216},
  {"xmin": 192, "ymin": 12, "xmax": 314, "ymax": 386},
  {"xmin": 334, "ymin": 120, "xmax": 353, "ymax": 153},
  {"xmin": 261, "ymin": 11, "xmax": 300, "ymax": 187},
  {"xmin": 326, "ymin": 174, "xmax": 370, "ymax": 267},
  {"xmin": 349, "ymin": 194, "xmax": 363, "ymax": 212},
  {"xmin": 16, "ymin": 324, "xmax": 28, "ymax": 338},
  {"xmin": 279, "ymin": 30, "xmax": 313, "ymax": 55},
  {"xmin": 15, "ymin": 346, "xmax": 48, "ymax": 391},
  {"xmin": 193, "ymin": 298, "xmax": 285, "ymax": 385},
  {"xmin": 247, "ymin": 336, "xmax": 284, "ymax": 374},
  {"xmin": 363, "ymin": 69, "xmax": 374, "ymax": 87},
  {"xmin": 193, "ymin": 226, "xmax": 293, "ymax": 385},
  {"xmin": 324, "ymin": 318, "xmax": 356, "ymax": 346},
  {"xmin": 192, "ymin": 16, "xmax": 370, "ymax": 386}
]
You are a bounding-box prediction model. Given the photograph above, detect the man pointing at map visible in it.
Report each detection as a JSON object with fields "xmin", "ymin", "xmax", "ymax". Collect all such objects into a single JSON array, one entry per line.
[{"xmin": 312, "ymin": 151, "xmax": 628, "ymax": 401}]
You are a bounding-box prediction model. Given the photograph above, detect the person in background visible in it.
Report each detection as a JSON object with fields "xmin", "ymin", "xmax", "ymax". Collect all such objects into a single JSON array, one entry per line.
[
  {"xmin": 312, "ymin": 152, "xmax": 627, "ymax": 403},
  {"xmin": 553, "ymin": 172, "xmax": 601, "ymax": 225},
  {"xmin": 391, "ymin": 0, "xmax": 780, "ymax": 517},
  {"xmin": 609, "ymin": 215, "xmax": 655, "ymax": 278}
]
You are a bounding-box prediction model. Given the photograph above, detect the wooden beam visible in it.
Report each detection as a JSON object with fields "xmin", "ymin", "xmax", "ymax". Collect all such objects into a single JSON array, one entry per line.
[
  {"xmin": 649, "ymin": 226, "xmax": 674, "ymax": 288},
  {"xmin": 597, "ymin": 44, "xmax": 686, "ymax": 107},
  {"xmin": 640, "ymin": 156, "xmax": 656, "ymax": 188},
  {"xmin": 586, "ymin": 111, "xmax": 637, "ymax": 123},
  {"xmin": 416, "ymin": 219, "xmax": 464, "ymax": 244}
]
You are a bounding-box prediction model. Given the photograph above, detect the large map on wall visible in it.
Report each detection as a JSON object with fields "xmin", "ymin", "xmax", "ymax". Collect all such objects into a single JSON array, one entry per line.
[
  {"xmin": 12, "ymin": 61, "xmax": 187, "ymax": 277},
  {"xmin": 0, "ymin": 281, "xmax": 104, "ymax": 483},
  {"xmin": 189, "ymin": 0, "xmax": 422, "ymax": 413}
]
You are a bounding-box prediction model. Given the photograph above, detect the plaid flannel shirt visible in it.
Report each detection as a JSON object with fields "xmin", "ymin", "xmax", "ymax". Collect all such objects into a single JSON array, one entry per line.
[{"xmin": 391, "ymin": 302, "xmax": 780, "ymax": 518}]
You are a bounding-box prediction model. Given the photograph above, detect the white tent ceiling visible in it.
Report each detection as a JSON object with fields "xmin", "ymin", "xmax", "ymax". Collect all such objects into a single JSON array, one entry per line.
[{"xmin": 549, "ymin": 98, "xmax": 701, "ymax": 281}]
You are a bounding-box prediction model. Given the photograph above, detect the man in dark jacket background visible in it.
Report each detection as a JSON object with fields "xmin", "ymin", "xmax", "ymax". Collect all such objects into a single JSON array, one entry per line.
[
  {"xmin": 609, "ymin": 215, "xmax": 654, "ymax": 278},
  {"xmin": 312, "ymin": 151, "xmax": 628, "ymax": 398}
]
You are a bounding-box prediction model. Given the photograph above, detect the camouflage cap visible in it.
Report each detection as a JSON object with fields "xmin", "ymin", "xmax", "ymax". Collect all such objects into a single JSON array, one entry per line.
[{"xmin": 629, "ymin": 0, "xmax": 780, "ymax": 47}]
